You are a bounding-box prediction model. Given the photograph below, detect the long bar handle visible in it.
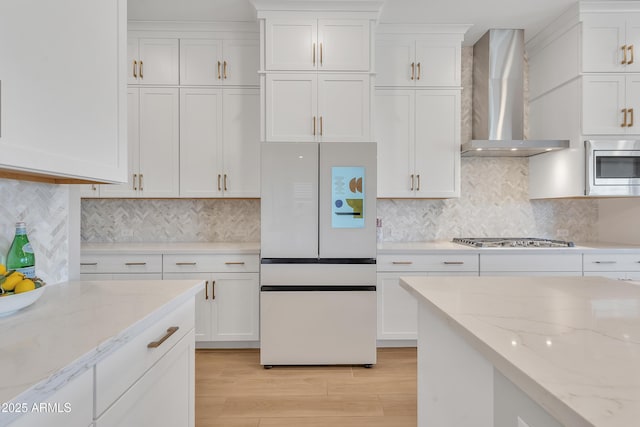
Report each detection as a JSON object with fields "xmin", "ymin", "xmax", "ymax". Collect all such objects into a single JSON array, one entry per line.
[
  {"xmin": 125, "ymin": 262, "xmax": 147, "ymax": 266},
  {"xmin": 224, "ymin": 174, "xmax": 228, "ymax": 191},
  {"xmin": 443, "ymin": 261, "xmax": 465, "ymax": 265},
  {"xmin": 147, "ymin": 326, "xmax": 179, "ymax": 348},
  {"xmin": 629, "ymin": 108, "xmax": 634, "ymax": 127},
  {"xmin": 133, "ymin": 60, "xmax": 138, "ymax": 78},
  {"xmin": 416, "ymin": 174, "xmax": 421, "ymax": 191},
  {"xmin": 223, "ymin": 60, "xmax": 228, "ymax": 79},
  {"xmin": 80, "ymin": 262, "xmax": 98, "ymax": 266},
  {"xmin": 133, "ymin": 173, "xmax": 138, "ymax": 191},
  {"xmin": 594, "ymin": 261, "xmax": 617, "ymax": 264},
  {"xmin": 320, "ymin": 116, "xmax": 323, "ymax": 136},
  {"xmin": 225, "ymin": 261, "xmax": 246, "ymax": 265},
  {"xmin": 392, "ymin": 261, "xmax": 413, "ymax": 265},
  {"xmin": 218, "ymin": 174, "xmax": 222, "ymax": 191},
  {"xmin": 139, "ymin": 60, "xmax": 143, "ymax": 79},
  {"xmin": 175, "ymin": 262, "xmax": 197, "ymax": 266},
  {"xmin": 313, "ymin": 116, "xmax": 316, "ymax": 135},
  {"xmin": 320, "ymin": 42, "xmax": 323, "ymax": 66},
  {"xmin": 417, "ymin": 62, "xmax": 421, "ymax": 80},
  {"xmin": 139, "ymin": 174, "xmax": 144, "ymax": 192},
  {"xmin": 313, "ymin": 43, "xmax": 316, "ymax": 66},
  {"xmin": 212, "ymin": 280, "xmax": 216, "ymax": 300},
  {"xmin": 410, "ymin": 174, "xmax": 414, "ymax": 191},
  {"xmin": 622, "ymin": 45, "xmax": 628, "ymax": 64},
  {"xmin": 622, "ymin": 108, "xmax": 628, "ymax": 127},
  {"xmin": 411, "ymin": 62, "xmax": 415, "ymax": 80},
  {"xmin": 205, "ymin": 280, "xmax": 209, "ymax": 300},
  {"xmin": 217, "ymin": 61, "xmax": 221, "ymax": 79}
]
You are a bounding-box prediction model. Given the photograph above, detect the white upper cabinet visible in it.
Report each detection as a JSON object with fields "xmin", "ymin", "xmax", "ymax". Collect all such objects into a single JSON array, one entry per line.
[
  {"xmin": 376, "ymin": 31, "xmax": 464, "ymax": 87},
  {"xmin": 0, "ymin": 0, "xmax": 127, "ymax": 183},
  {"xmin": 180, "ymin": 39, "xmax": 259, "ymax": 86},
  {"xmin": 582, "ymin": 13, "xmax": 640, "ymax": 73},
  {"xmin": 582, "ymin": 74, "xmax": 640, "ymax": 135},
  {"xmin": 128, "ymin": 38, "xmax": 179, "ymax": 85},
  {"xmin": 265, "ymin": 19, "xmax": 370, "ymax": 71}
]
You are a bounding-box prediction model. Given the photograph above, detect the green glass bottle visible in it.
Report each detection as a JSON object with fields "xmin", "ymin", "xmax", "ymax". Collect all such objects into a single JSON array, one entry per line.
[{"xmin": 6, "ymin": 222, "xmax": 36, "ymax": 278}]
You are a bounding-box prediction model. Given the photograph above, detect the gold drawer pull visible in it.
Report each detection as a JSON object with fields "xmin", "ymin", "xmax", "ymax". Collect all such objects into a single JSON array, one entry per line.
[
  {"xmin": 629, "ymin": 108, "xmax": 634, "ymax": 127},
  {"xmin": 205, "ymin": 280, "xmax": 209, "ymax": 300},
  {"xmin": 125, "ymin": 262, "xmax": 147, "ymax": 266},
  {"xmin": 443, "ymin": 261, "xmax": 464, "ymax": 265},
  {"xmin": 212, "ymin": 280, "xmax": 216, "ymax": 300},
  {"xmin": 622, "ymin": 45, "xmax": 628, "ymax": 64},
  {"xmin": 629, "ymin": 45, "xmax": 635, "ymax": 65},
  {"xmin": 225, "ymin": 261, "xmax": 246, "ymax": 265},
  {"xmin": 411, "ymin": 62, "xmax": 415, "ymax": 80},
  {"xmin": 410, "ymin": 174, "xmax": 414, "ymax": 191},
  {"xmin": 223, "ymin": 60, "xmax": 228, "ymax": 79},
  {"xmin": 217, "ymin": 61, "xmax": 221, "ymax": 79},
  {"xmin": 594, "ymin": 261, "xmax": 617, "ymax": 264},
  {"xmin": 139, "ymin": 60, "xmax": 143, "ymax": 79},
  {"xmin": 176, "ymin": 262, "xmax": 197, "ymax": 266},
  {"xmin": 147, "ymin": 326, "xmax": 179, "ymax": 348},
  {"xmin": 80, "ymin": 262, "xmax": 98, "ymax": 266},
  {"xmin": 622, "ymin": 108, "xmax": 628, "ymax": 127},
  {"xmin": 133, "ymin": 60, "xmax": 138, "ymax": 78},
  {"xmin": 392, "ymin": 261, "xmax": 413, "ymax": 265},
  {"xmin": 417, "ymin": 62, "xmax": 421, "ymax": 80}
]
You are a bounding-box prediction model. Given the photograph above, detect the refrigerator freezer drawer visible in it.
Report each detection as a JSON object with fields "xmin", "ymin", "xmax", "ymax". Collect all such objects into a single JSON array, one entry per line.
[{"xmin": 260, "ymin": 289, "xmax": 377, "ymax": 366}]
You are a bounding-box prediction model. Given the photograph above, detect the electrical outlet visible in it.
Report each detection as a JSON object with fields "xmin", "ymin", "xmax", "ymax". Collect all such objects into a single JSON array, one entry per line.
[
  {"xmin": 517, "ymin": 417, "xmax": 531, "ymax": 427},
  {"xmin": 556, "ymin": 229, "xmax": 569, "ymax": 238}
]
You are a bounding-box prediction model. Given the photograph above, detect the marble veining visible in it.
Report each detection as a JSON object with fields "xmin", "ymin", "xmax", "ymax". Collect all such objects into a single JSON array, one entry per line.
[
  {"xmin": 0, "ymin": 280, "xmax": 203, "ymax": 426},
  {"xmin": 401, "ymin": 276, "xmax": 640, "ymax": 427}
]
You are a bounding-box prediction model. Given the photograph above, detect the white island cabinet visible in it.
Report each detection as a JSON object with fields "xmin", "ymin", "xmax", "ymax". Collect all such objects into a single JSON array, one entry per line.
[
  {"xmin": 401, "ymin": 275, "xmax": 640, "ymax": 427},
  {"xmin": 0, "ymin": 0, "xmax": 127, "ymax": 183},
  {"xmin": 1, "ymin": 280, "xmax": 202, "ymax": 427}
]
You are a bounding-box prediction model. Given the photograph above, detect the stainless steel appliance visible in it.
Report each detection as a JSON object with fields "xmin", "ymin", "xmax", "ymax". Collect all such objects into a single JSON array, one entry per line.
[
  {"xmin": 452, "ymin": 238, "xmax": 575, "ymax": 248},
  {"xmin": 260, "ymin": 142, "xmax": 377, "ymax": 368},
  {"xmin": 585, "ymin": 140, "xmax": 640, "ymax": 196}
]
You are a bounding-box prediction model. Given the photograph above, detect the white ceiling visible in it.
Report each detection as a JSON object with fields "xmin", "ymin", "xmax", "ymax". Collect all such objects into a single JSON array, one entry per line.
[{"xmin": 127, "ymin": 0, "xmax": 621, "ymax": 45}]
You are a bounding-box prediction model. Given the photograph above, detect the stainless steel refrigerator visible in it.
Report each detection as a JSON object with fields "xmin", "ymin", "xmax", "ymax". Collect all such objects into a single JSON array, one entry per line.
[{"xmin": 260, "ymin": 142, "xmax": 377, "ymax": 367}]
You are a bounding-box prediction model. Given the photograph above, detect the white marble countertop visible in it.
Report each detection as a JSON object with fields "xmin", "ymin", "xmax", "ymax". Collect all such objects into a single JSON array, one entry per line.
[
  {"xmin": 400, "ymin": 275, "xmax": 640, "ymax": 427},
  {"xmin": 0, "ymin": 279, "xmax": 203, "ymax": 424},
  {"xmin": 81, "ymin": 241, "xmax": 260, "ymax": 254},
  {"xmin": 378, "ymin": 240, "xmax": 640, "ymax": 254}
]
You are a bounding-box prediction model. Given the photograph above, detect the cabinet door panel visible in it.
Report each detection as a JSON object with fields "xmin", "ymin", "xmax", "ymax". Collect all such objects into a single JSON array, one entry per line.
[
  {"xmin": 180, "ymin": 39, "xmax": 223, "ymax": 85},
  {"xmin": 266, "ymin": 74, "xmax": 317, "ymax": 141},
  {"xmin": 139, "ymin": 88, "xmax": 180, "ymax": 197},
  {"xmin": 414, "ymin": 90, "xmax": 460, "ymax": 197},
  {"xmin": 223, "ymin": 39, "xmax": 260, "ymax": 86},
  {"xmin": 266, "ymin": 19, "xmax": 317, "ymax": 70},
  {"xmin": 127, "ymin": 38, "xmax": 140, "ymax": 84},
  {"xmin": 179, "ymin": 88, "xmax": 223, "ymax": 197},
  {"xmin": 376, "ymin": 39, "xmax": 415, "ymax": 86},
  {"xmin": 163, "ymin": 273, "xmax": 212, "ymax": 342},
  {"xmin": 415, "ymin": 41, "xmax": 461, "ymax": 86},
  {"xmin": 375, "ymin": 90, "xmax": 415, "ymax": 197},
  {"xmin": 377, "ymin": 273, "xmax": 419, "ymax": 340},
  {"xmin": 222, "ymin": 88, "xmax": 260, "ymax": 197},
  {"xmin": 100, "ymin": 87, "xmax": 139, "ymax": 197},
  {"xmin": 138, "ymin": 38, "xmax": 179, "ymax": 85},
  {"xmin": 317, "ymin": 74, "xmax": 370, "ymax": 141},
  {"xmin": 626, "ymin": 75, "xmax": 640, "ymax": 133},
  {"xmin": 625, "ymin": 14, "xmax": 640, "ymax": 72},
  {"xmin": 582, "ymin": 14, "xmax": 626, "ymax": 73},
  {"xmin": 582, "ymin": 75, "xmax": 626, "ymax": 135},
  {"xmin": 318, "ymin": 19, "xmax": 370, "ymax": 71},
  {"xmin": 211, "ymin": 273, "xmax": 260, "ymax": 341}
]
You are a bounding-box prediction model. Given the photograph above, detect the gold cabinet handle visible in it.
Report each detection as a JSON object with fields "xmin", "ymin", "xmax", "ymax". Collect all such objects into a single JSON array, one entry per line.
[
  {"xmin": 223, "ymin": 60, "xmax": 228, "ymax": 79},
  {"xmin": 133, "ymin": 60, "xmax": 138, "ymax": 78},
  {"xmin": 312, "ymin": 42, "xmax": 316, "ymax": 66},
  {"xmin": 139, "ymin": 60, "xmax": 143, "ymax": 79},
  {"xmin": 80, "ymin": 262, "xmax": 98, "ymax": 266},
  {"xmin": 217, "ymin": 174, "xmax": 222, "ymax": 191},
  {"xmin": 443, "ymin": 261, "xmax": 465, "ymax": 265},
  {"xmin": 416, "ymin": 174, "xmax": 421, "ymax": 191},
  {"xmin": 147, "ymin": 326, "xmax": 179, "ymax": 348},
  {"xmin": 175, "ymin": 262, "xmax": 197, "ymax": 266},
  {"xmin": 622, "ymin": 108, "xmax": 628, "ymax": 127},
  {"xmin": 622, "ymin": 45, "xmax": 628, "ymax": 64},
  {"xmin": 224, "ymin": 174, "xmax": 228, "ymax": 191},
  {"xmin": 139, "ymin": 173, "xmax": 144, "ymax": 191},
  {"xmin": 133, "ymin": 173, "xmax": 138, "ymax": 191},
  {"xmin": 205, "ymin": 280, "xmax": 209, "ymax": 300},
  {"xmin": 410, "ymin": 62, "xmax": 415, "ymax": 80},
  {"xmin": 212, "ymin": 280, "xmax": 216, "ymax": 300},
  {"xmin": 629, "ymin": 108, "xmax": 634, "ymax": 127},
  {"xmin": 225, "ymin": 261, "xmax": 246, "ymax": 265},
  {"xmin": 410, "ymin": 174, "xmax": 414, "ymax": 191},
  {"xmin": 320, "ymin": 42, "xmax": 323, "ymax": 66},
  {"xmin": 320, "ymin": 116, "xmax": 323, "ymax": 136},
  {"xmin": 313, "ymin": 116, "xmax": 316, "ymax": 135},
  {"xmin": 125, "ymin": 262, "xmax": 147, "ymax": 266},
  {"xmin": 417, "ymin": 62, "xmax": 421, "ymax": 80},
  {"xmin": 392, "ymin": 261, "xmax": 413, "ymax": 265},
  {"xmin": 217, "ymin": 61, "xmax": 221, "ymax": 79},
  {"xmin": 629, "ymin": 45, "xmax": 635, "ymax": 65}
]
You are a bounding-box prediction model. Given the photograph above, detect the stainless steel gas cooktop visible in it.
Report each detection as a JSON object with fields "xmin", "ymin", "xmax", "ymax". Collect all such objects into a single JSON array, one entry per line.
[{"xmin": 452, "ymin": 237, "xmax": 575, "ymax": 248}]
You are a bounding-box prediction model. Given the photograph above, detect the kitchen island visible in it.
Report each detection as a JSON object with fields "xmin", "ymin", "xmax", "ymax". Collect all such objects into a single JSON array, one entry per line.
[
  {"xmin": 0, "ymin": 279, "xmax": 203, "ymax": 427},
  {"xmin": 400, "ymin": 275, "xmax": 640, "ymax": 427}
]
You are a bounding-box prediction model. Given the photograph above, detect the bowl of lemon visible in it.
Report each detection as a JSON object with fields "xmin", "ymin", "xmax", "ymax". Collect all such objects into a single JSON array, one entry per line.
[{"xmin": 0, "ymin": 264, "xmax": 46, "ymax": 317}]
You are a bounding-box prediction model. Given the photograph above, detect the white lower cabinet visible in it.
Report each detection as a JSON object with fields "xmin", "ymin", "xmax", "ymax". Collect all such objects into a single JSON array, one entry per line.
[
  {"xmin": 163, "ymin": 254, "xmax": 260, "ymax": 343},
  {"xmin": 479, "ymin": 253, "xmax": 583, "ymax": 276},
  {"xmin": 80, "ymin": 254, "xmax": 163, "ymax": 280},
  {"xmin": 583, "ymin": 253, "xmax": 640, "ymax": 281}
]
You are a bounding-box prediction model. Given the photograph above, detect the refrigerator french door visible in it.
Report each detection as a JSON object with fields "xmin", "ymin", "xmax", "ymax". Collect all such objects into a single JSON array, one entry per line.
[{"xmin": 260, "ymin": 142, "xmax": 377, "ymax": 367}]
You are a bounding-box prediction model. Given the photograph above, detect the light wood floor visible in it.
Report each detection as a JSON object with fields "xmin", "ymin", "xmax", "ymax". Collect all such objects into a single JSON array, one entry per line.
[{"xmin": 195, "ymin": 348, "xmax": 417, "ymax": 427}]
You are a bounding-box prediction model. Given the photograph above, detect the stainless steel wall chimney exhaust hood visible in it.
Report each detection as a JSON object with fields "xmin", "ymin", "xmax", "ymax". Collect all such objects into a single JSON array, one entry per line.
[{"xmin": 461, "ymin": 29, "xmax": 569, "ymax": 157}]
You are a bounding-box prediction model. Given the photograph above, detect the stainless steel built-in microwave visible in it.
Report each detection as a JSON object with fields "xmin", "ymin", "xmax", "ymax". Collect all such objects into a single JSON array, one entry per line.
[{"xmin": 586, "ymin": 140, "xmax": 640, "ymax": 196}]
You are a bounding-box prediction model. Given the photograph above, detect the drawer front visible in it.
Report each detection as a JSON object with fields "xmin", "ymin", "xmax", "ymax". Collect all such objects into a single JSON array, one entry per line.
[
  {"xmin": 95, "ymin": 298, "xmax": 195, "ymax": 417},
  {"xmin": 583, "ymin": 253, "xmax": 640, "ymax": 272},
  {"xmin": 377, "ymin": 254, "xmax": 479, "ymax": 272},
  {"xmin": 480, "ymin": 253, "xmax": 582, "ymax": 272},
  {"xmin": 80, "ymin": 254, "xmax": 162, "ymax": 274},
  {"xmin": 163, "ymin": 254, "xmax": 259, "ymax": 273}
]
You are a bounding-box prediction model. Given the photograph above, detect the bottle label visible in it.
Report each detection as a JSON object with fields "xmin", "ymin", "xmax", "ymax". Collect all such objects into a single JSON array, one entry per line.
[
  {"xmin": 22, "ymin": 243, "xmax": 34, "ymax": 254},
  {"xmin": 15, "ymin": 266, "xmax": 36, "ymax": 279}
]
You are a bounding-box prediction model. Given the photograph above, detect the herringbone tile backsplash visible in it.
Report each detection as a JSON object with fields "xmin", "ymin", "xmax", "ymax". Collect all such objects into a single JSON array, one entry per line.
[{"xmin": 0, "ymin": 179, "xmax": 69, "ymax": 284}]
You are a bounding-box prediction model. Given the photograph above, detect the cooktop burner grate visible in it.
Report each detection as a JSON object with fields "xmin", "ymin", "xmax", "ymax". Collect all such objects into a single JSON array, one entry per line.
[{"xmin": 452, "ymin": 237, "xmax": 575, "ymax": 248}]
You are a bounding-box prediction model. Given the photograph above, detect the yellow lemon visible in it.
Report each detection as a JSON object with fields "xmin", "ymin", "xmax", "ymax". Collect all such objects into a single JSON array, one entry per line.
[
  {"xmin": 1, "ymin": 272, "xmax": 24, "ymax": 292},
  {"xmin": 14, "ymin": 279, "xmax": 35, "ymax": 294},
  {"xmin": 0, "ymin": 264, "xmax": 6, "ymax": 275}
]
